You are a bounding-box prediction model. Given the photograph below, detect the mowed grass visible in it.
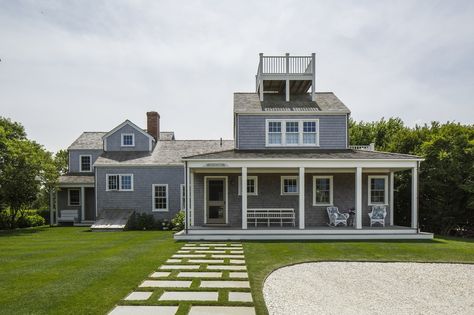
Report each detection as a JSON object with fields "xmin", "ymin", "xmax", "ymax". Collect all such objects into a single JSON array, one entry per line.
[
  {"xmin": 1, "ymin": 228, "xmax": 474, "ymax": 315},
  {"xmin": 0, "ymin": 227, "xmax": 180, "ymax": 315},
  {"xmin": 245, "ymin": 238, "xmax": 474, "ymax": 315}
]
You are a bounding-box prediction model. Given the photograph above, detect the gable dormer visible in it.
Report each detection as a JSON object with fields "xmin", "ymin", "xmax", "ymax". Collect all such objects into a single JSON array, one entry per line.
[{"xmin": 103, "ymin": 119, "xmax": 155, "ymax": 152}]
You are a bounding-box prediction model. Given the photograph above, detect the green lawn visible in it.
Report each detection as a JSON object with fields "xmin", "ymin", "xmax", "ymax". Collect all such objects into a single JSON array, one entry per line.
[{"xmin": 0, "ymin": 227, "xmax": 473, "ymax": 315}]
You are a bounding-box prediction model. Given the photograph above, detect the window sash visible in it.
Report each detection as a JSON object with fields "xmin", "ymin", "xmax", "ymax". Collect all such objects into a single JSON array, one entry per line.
[
  {"xmin": 281, "ymin": 176, "xmax": 299, "ymax": 195},
  {"xmin": 238, "ymin": 176, "xmax": 258, "ymax": 195},
  {"xmin": 314, "ymin": 176, "xmax": 333, "ymax": 205},
  {"xmin": 267, "ymin": 119, "xmax": 318, "ymax": 146},
  {"xmin": 153, "ymin": 185, "xmax": 168, "ymax": 211},
  {"xmin": 368, "ymin": 176, "xmax": 388, "ymax": 205},
  {"xmin": 120, "ymin": 175, "xmax": 132, "ymax": 190},
  {"xmin": 107, "ymin": 174, "xmax": 133, "ymax": 191},
  {"xmin": 121, "ymin": 134, "xmax": 135, "ymax": 146},
  {"xmin": 68, "ymin": 189, "xmax": 80, "ymax": 206},
  {"xmin": 80, "ymin": 155, "xmax": 91, "ymax": 172}
]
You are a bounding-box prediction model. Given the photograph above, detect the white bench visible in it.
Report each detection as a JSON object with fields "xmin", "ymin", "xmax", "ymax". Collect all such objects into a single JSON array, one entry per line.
[
  {"xmin": 58, "ymin": 210, "xmax": 79, "ymax": 223},
  {"xmin": 247, "ymin": 208, "xmax": 295, "ymax": 227}
]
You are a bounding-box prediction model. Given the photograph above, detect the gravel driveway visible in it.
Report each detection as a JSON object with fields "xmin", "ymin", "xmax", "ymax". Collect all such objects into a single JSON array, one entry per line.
[{"xmin": 263, "ymin": 262, "xmax": 474, "ymax": 315}]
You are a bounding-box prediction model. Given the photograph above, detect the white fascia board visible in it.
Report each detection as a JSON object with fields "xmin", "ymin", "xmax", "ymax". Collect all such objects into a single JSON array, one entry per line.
[
  {"xmin": 94, "ymin": 163, "xmax": 184, "ymax": 168},
  {"xmin": 186, "ymin": 159, "xmax": 420, "ymax": 169}
]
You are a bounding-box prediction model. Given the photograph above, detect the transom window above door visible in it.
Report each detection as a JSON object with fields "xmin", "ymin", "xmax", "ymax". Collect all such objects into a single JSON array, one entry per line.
[
  {"xmin": 266, "ymin": 119, "xmax": 319, "ymax": 147},
  {"xmin": 121, "ymin": 133, "xmax": 135, "ymax": 147}
]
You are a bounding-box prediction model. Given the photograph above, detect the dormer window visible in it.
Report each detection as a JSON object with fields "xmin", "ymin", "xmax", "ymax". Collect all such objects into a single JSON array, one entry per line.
[
  {"xmin": 266, "ymin": 119, "xmax": 319, "ymax": 147},
  {"xmin": 121, "ymin": 133, "xmax": 135, "ymax": 147}
]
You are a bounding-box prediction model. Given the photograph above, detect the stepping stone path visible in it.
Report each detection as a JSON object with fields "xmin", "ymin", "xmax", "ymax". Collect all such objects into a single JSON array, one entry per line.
[{"xmin": 109, "ymin": 242, "xmax": 255, "ymax": 315}]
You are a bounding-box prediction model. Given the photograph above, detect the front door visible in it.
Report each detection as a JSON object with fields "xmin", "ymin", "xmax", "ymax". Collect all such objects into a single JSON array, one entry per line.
[{"xmin": 206, "ymin": 178, "xmax": 226, "ymax": 224}]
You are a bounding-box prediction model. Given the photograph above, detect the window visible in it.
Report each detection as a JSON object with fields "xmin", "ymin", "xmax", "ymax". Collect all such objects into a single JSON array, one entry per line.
[
  {"xmin": 313, "ymin": 176, "xmax": 333, "ymax": 206},
  {"xmin": 268, "ymin": 121, "xmax": 282, "ymax": 145},
  {"xmin": 121, "ymin": 133, "xmax": 135, "ymax": 147},
  {"xmin": 68, "ymin": 189, "xmax": 80, "ymax": 206},
  {"xmin": 106, "ymin": 174, "xmax": 133, "ymax": 191},
  {"xmin": 79, "ymin": 155, "xmax": 92, "ymax": 172},
  {"xmin": 180, "ymin": 184, "xmax": 186, "ymax": 210},
  {"xmin": 153, "ymin": 184, "xmax": 168, "ymax": 211},
  {"xmin": 266, "ymin": 119, "xmax": 319, "ymax": 147},
  {"xmin": 368, "ymin": 175, "xmax": 388, "ymax": 205},
  {"xmin": 281, "ymin": 176, "xmax": 299, "ymax": 195},
  {"xmin": 238, "ymin": 176, "xmax": 258, "ymax": 196}
]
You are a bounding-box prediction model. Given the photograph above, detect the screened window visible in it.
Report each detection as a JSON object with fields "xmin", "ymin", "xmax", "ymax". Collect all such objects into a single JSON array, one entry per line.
[
  {"xmin": 313, "ymin": 176, "xmax": 333, "ymax": 205},
  {"xmin": 238, "ymin": 176, "xmax": 258, "ymax": 196},
  {"xmin": 107, "ymin": 174, "xmax": 133, "ymax": 191},
  {"xmin": 80, "ymin": 155, "xmax": 91, "ymax": 172},
  {"xmin": 369, "ymin": 176, "xmax": 388, "ymax": 205},
  {"xmin": 281, "ymin": 176, "xmax": 299, "ymax": 195},
  {"xmin": 286, "ymin": 121, "xmax": 299, "ymax": 144},
  {"xmin": 268, "ymin": 121, "xmax": 282, "ymax": 145},
  {"xmin": 68, "ymin": 189, "xmax": 80, "ymax": 206},
  {"xmin": 121, "ymin": 133, "xmax": 135, "ymax": 146},
  {"xmin": 120, "ymin": 175, "xmax": 132, "ymax": 190},
  {"xmin": 303, "ymin": 121, "xmax": 317, "ymax": 144},
  {"xmin": 153, "ymin": 184, "xmax": 168, "ymax": 211},
  {"xmin": 266, "ymin": 119, "xmax": 318, "ymax": 146}
]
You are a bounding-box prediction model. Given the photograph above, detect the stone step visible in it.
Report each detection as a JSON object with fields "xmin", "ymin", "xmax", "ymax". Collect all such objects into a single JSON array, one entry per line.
[
  {"xmin": 229, "ymin": 292, "xmax": 253, "ymax": 302},
  {"xmin": 173, "ymin": 254, "xmax": 206, "ymax": 258},
  {"xmin": 207, "ymin": 265, "xmax": 247, "ymax": 271},
  {"xmin": 159, "ymin": 291, "xmax": 219, "ymax": 301},
  {"xmin": 149, "ymin": 272, "xmax": 171, "ymax": 278},
  {"xmin": 229, "ymin": 259, "xmax": 246, "ymax": 264},
  {"xmin": 124, "ymin": 291, "xmax": 153, "ymax": 301},
  {"xmin": 212, "ymin": 254, "xmax": 245, "ymax": 259},
  {"xmin": 177, "ymin": 272, "xmax": 222, "ymax": 278},
  {"xmin": 229, "ymin": 272, "xmax": 248, "ymax": 278},
  {"xmin": 188, "ymin": 259, "xmax": 225, "ymax": 264},
  {"xmin": 159, "ymin": 265, "xmax": 200, "ymax": 270},
  {"xmin": 109, "ymin": 306, "xmax": 178, "ymax": 315},
  {"xmin": 188, "ymin": 306, "xmax": 255, "ymax": 315},
  {"xmin": 200, "ymin": 280, "xmax": 250, "ymax": 288},
  {"xmin": 139, "ymin": 280, "xmax": 192, "ymax": 288}
]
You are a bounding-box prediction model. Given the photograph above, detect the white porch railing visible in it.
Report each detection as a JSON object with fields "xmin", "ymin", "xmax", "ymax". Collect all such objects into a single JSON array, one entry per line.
[
  {"xmin": 349, "ymin": 143, "xmax": 375, "ymax": 151},
  {"xmin": 247, "ymin": 208, "xmax": 295, "ymax": 227}
]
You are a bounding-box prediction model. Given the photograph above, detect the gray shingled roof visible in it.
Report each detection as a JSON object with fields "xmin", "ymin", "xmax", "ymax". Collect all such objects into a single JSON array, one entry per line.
[
  {"xmin": 68, "ymin": 132, "xmax": 106, "ymax": 150},
  {"xmin": 95, "ymin": 140, "xmax": 234, "ymax": 166},
  {"xmin": 159, "ymin": 131, "xmax": 175, "ymax": 141},
  {"xmin": 184, "ymin": 149, "xmax": 422, "ymax": 160},
  {"xmin": 59, "ymin": 175, "xmax": 95, "ymax": 185},
  {"xmin": 234, "ymin": 92, "xmax": 350, "ymax": 114}
]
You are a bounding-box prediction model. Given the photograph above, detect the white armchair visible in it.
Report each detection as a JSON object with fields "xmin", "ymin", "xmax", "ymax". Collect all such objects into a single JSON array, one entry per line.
[
  {"xmin": 326, "ymin": 206, "xmax": 349, "ymax": 227},
  {"xmin": 368, "ymin": 205, "xmax": 387, "ymax": 227}
]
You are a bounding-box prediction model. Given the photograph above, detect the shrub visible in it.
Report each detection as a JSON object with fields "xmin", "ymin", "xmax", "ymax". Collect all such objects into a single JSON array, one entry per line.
[
  {"xmin": 36, "ymin": 209, "xmax": 50, "ymax": 223},
  {"xmin": 16, "ymin": 213, "xmax": 45, "ymax": 228},
  {"xmin": 171, "ymin": 211, "xmax": 185, "ymax": 231},
  {"xmin": 126, "ymin": 212, "xmax": 164, "ymax": 230}
]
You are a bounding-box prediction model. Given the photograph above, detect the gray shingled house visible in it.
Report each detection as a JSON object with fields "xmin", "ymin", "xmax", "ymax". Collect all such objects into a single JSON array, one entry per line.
[{"xmin": 52, "ymin": 53, "xmax": 432, "ymax": 240}]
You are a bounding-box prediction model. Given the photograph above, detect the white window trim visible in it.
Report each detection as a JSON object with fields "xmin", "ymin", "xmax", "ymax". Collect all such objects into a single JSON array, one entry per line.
[
  {"xmin": 121, "ymin": 133, "xmax": 135, "ymax": 147},
  {"xmin": 281, "ymin": 175, "xmax": 299, "ymax": 195},
  {"xmin": 180, "ymin": 184, "xmax": 186, "ymax": 210},
  {"xmin": 368, "ymin": 175, "xmax": 389, "ymax": 206},
  {"xmin": 265, "ymin": 119, "xmax": 319, "ymax": 147},
  {"xmin": 313, "ymin": 175, "xmax": 334, "ymax": 206},
  {"xmin": 79, "ymin": 155, "xmax": 92, "ymax": 172},
  {"xmin": 106, "ymin": 174, "xmax": 134, "ymax": 191},
  {"xmin": 152, "ymin": 184, "xmax": 169, "ymax": 212},
  {"xmin": 238, "ymin": 176, "xmax": 258, "ymax": 196},
  {"xmin": 68, "ymin": 189, "xmax": 80, "ymax": 206}
]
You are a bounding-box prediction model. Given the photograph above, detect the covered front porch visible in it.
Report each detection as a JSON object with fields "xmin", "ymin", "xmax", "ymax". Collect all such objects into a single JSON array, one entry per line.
[{"xmin": 176, "ymin": 152, "xmax": 433, "ymax": 240}]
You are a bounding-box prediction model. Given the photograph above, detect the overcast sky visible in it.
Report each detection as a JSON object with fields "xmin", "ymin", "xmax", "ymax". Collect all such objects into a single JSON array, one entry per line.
[{"xmin": 1, "ymin": 0, "xmax": 473, "ymax": 153}]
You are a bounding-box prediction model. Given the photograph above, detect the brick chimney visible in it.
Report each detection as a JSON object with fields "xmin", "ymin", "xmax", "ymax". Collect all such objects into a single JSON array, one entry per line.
[{"xmin": 146, "ymin": 111, "xmax": 160, "ymax": 140}]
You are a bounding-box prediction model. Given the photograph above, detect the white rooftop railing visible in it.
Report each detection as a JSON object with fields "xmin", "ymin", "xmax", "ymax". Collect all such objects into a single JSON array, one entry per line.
[{"xmin": 349, "ymin": 143, "xmax": 376, "ymax": 151}]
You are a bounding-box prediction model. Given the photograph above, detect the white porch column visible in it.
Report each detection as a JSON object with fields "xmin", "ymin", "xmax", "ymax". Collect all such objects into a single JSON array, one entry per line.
[
  {"xmin": 355, "ymin": 167, "xmax": 362, "ymax": 229},
  {"xmin": 190, "ymin": 169, "xmax": 194, "ymax": 227},
  {"xmin": 80, "ymin": 186, "xmax": 85, "ymax": 222},
  {"xmin": 389, "ymin": 171, "xmax": 395, "ymax": 226},
  {"xmin": 242, "ymin": 166, "xmax": 248, "ymax": 229},
  {"xmin": 186, "ymin": 165, "xmax": 191, "ymax": 230},
  {"xmin": 49, "ymin": 190, "xmax": 54, "ymax": 226},
  {"xmin": 411, "ymin": 166, "xmax": 418, "ymax": 229},
  {"xmin": 299, "ymin": 167, "xmax": 305, "ymax": 229}
]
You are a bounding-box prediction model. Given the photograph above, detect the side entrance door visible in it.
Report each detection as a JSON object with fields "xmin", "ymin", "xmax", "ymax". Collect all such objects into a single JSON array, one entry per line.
[{"xmin": 206, "ymin": 177, "xmax": 227, "ymax": 224}]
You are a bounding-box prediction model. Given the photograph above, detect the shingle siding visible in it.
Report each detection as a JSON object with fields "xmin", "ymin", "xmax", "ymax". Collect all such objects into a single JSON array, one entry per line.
[
  {"xmin": 105, "ymin": 124, "xmax": 151, "ymax": 152},
  {"xmin": 68, "ymin": 150, "xmax": 103, "ymax": 173},
  {"xmin": 236, "ymin": 114, "xmax": 347, "ymax": 150},
  {"xmin": 96, "ymin": 166, "xmax": 184, "ymax": 221},
  {"xmin": 191, "ymin": 172, "xmax": 392, "ymax": 228}
]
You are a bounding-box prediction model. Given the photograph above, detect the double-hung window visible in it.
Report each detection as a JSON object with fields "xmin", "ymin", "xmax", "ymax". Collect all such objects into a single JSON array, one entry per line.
[
  {"xmin": 153, "ymin": 184, "xmax": 168, "ymax": 212},
  {"xmin": 68, "ymin": 189, "xmax": 80, "ymax": 206},
  {"xmin": 281, "ymin": 176, "xmax": 299, "ymax": 195},
  {"xmin": 121, "ymin": 133, "xmax": 135, "ymax": 147},
  {"xmin": 313, "ymin": 176, "xmax": 333, "ymax": 206},
  {"xmin": 368, "ymin": 175, "xmax": 388, "ymax": 205},
  {"xmin": 238, "ymin": 176, "xmax": 258, "ymax": 196},
  {"xmin": 266, "ymin": 119, "xmax": 318, "ymax": 147},
  {"xmin": 268, "ymin": 121, "xmax": 282, "ymax": 145},
  {"xmin": 80, "ymin": 155, "xmax": 92, "ymax": 172},
  {"xmin": 107, "ymin": 174, "xmax": 133, "ymax": 191}
]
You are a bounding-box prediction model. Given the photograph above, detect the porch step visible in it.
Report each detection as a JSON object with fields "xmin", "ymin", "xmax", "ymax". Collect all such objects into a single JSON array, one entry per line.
[{"xmin": 90, "ymin": 209, "xmax": 134, "ymax": 231}]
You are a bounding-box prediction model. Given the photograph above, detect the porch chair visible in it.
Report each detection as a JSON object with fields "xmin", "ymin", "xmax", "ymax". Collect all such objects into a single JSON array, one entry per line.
[
  {"xmin": 368, "ymin": 205, "xmax": 387, "ymax": 227},
  {"xmin": 326, "ymin": 206, "xmax": 349, "ymax": 227}
]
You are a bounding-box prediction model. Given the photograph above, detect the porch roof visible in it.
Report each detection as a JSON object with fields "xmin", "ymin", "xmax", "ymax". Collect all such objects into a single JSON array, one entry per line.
[
  {"xmin": 183, "ymin": 149, "xmax": 422, "ymax": 161},
  {"xmin": 58, "ymin": 175, "xmax": 95, "ymax": 186}
]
